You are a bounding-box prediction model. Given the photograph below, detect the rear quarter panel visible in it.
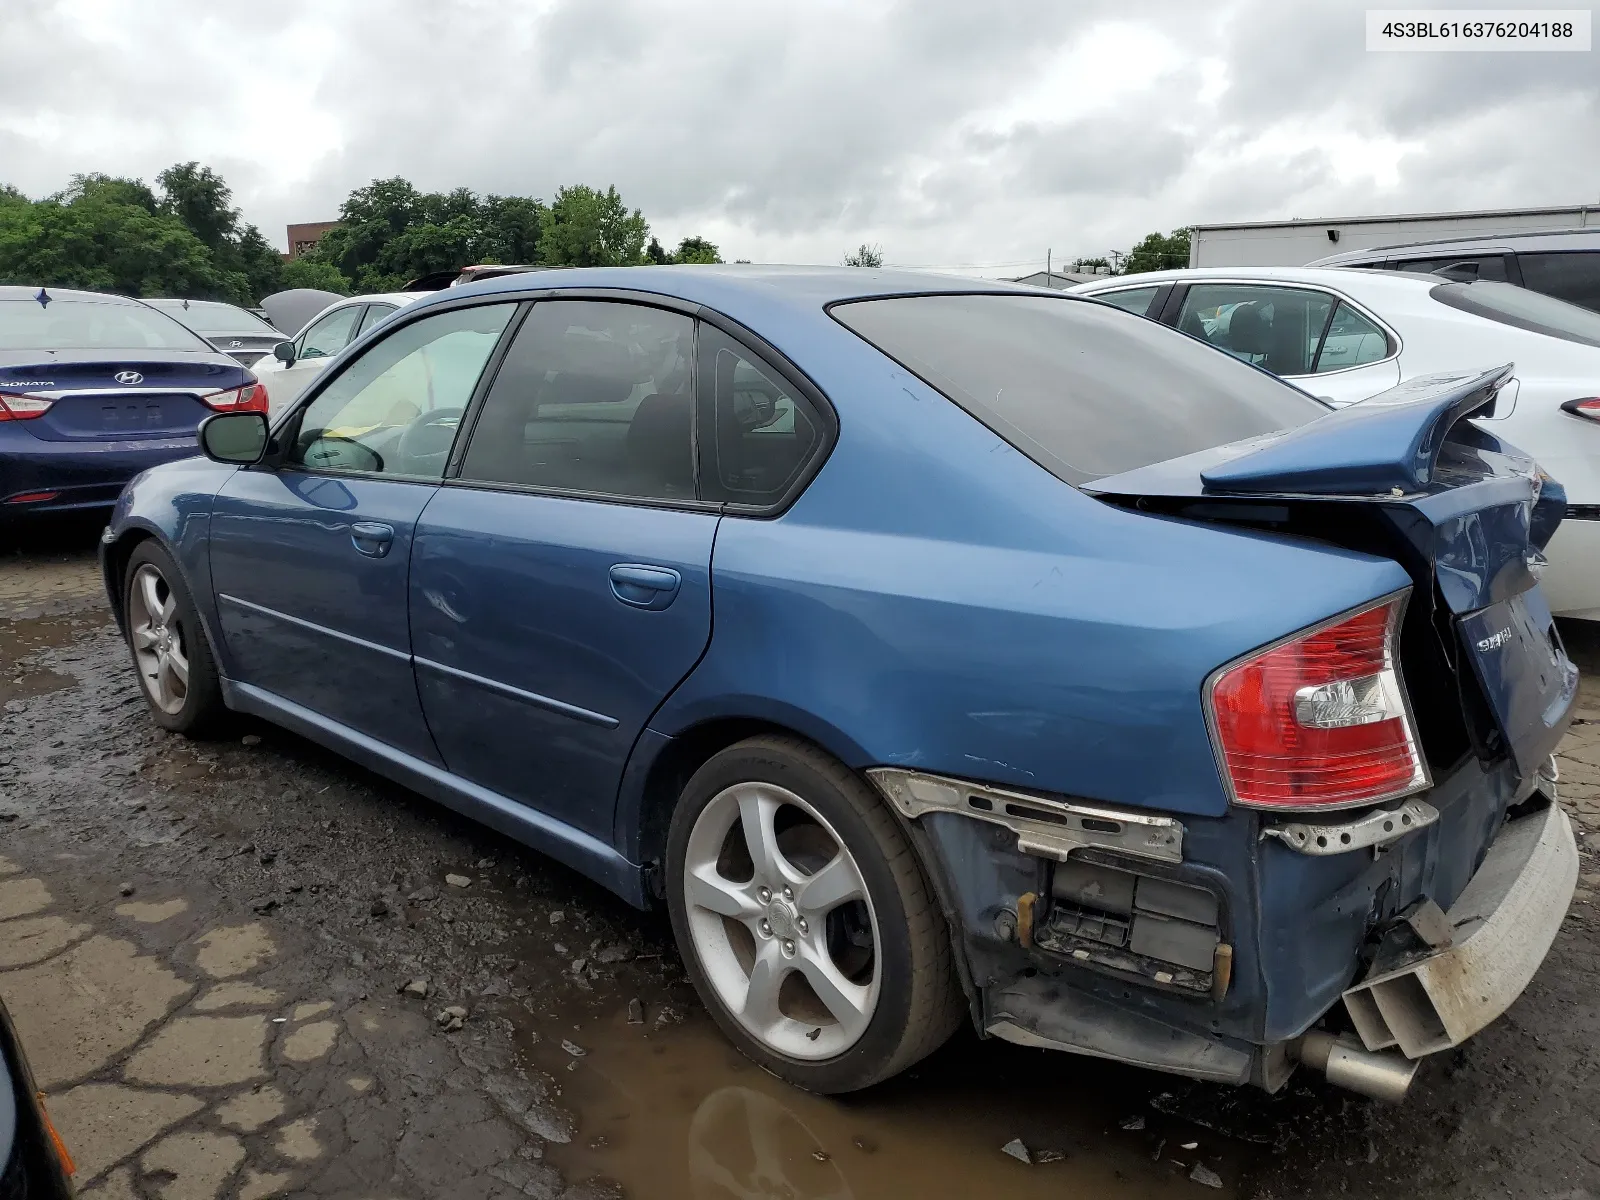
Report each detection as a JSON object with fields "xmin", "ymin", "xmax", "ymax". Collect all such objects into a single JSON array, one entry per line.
[{"xmin": 654, "ymin": 316, "xmax": 1412, "ymax": 817}]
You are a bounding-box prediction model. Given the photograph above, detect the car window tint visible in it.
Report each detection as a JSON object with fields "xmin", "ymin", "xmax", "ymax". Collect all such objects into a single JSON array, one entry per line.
[
  {"xmin": 298, "ymin": 307, "xmax": 363, "ymax": 360},
  {"xmin": 1089, "ymin": 286, "xmax": 1160, "ymax": 317},
  {"xmin": 0, "ymin": 298, "xmax": 208, "ymax": 351},
  {"xmin": 699, "ymin": 324, "xmax": 823, "ymax": 506},
  {"xmin": 833, "ymin": 294, "xmax": 1328, "ymax": 485},
  {"xmin": 357, "ymin": 303, "xmax": 399, "ymax": 335},
  {"xmin": 1517, "ymin": 252, "xmax": 1600, "ymax": 313},
  {"xmin": 1174, "ymin": 284, "xmax": 1334, "ymax": 377},
  {"xmin": 1312, "ymin": 302, "xmax": 1390, "ymax": 373},
  {"xmin": 1394, "ymin": 256, "xmax": 1507, "ymax": 283},
  {"xmin": 1429, "ymin": 280, "xmax": 1600, "ymax": 349},
  {"xmin": 291, "ymin": 303, "xmax": 515, "ymax": 479},
  {"xmin": 457, "ymin": 301, "xmax": 697, "ymax": 502}
]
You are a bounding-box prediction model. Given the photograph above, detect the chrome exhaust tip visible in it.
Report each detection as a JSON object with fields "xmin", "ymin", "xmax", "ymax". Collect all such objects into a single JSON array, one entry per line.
[{"xmin": 1293, "ymin": 1031, "xmax": 1419, "ymax": 1103}]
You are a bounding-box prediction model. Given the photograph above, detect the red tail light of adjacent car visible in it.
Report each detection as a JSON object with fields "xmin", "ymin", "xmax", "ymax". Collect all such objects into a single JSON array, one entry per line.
[
  {"xmin": 0, "ymin": 392, "xmax": 54, "ymax": 420},
  {"xmin": 204, "ymin": 382, "xmax": 268, "ymax": 414},
  {"xmin": 1207, "ymin": 593, "xmax": 1428, "ymax": 810}
]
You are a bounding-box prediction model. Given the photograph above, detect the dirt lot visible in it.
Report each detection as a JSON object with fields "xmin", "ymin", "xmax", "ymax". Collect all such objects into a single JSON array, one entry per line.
[{"xmin": 2, "ymin": 519, "xmax": 1598, "ymax": 1200}]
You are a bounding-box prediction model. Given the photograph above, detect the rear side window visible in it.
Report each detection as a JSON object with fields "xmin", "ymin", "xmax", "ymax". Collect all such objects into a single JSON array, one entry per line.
[
  {"xmin": 1174, "ymin": 284, "xmax": 1334, "ymax": 376},
  {"xmin": 457, "ymin": 300, "xmax": 697, "ymax": 502},
  {"xmin": 832, "ymin": 293, "xmax": 1328, "ymax": 485},
  {"xmin": 1430, "ymin": 281, "xmax": 1600, "ymax": 349},
  {"xmin": 0, "ymin": 298, "xmax": 208, "ymax": 351},
  {"xmin": 1313, "ymin": 302, "xmax": 1390, "ymax": 373},
  {"xmin": 1087, "ymin": 286, "xmax": 1160, "ymax": 317},
  {"xmin": 1516, "ymin": 252, "xmax": 1600, "ymax": 313},
  {"xmin": 1395, "ymin": 256, "xmax": 1508, "ymax": 283},
  {"xmin": 699, "ymin": 324, "xmax": 824, "ymax": 507}
]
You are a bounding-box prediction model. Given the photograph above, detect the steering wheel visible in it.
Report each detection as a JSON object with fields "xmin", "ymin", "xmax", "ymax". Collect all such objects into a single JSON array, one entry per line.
[{"xmin": 394, "ymin": 407, "xmax": 465, "ymax": 475}]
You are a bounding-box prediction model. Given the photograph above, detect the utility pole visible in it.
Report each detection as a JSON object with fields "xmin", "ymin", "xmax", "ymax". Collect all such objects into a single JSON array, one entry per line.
[{"xmin": 1046, "ymin": 248, "xmax": 1051, "ymax": 285}]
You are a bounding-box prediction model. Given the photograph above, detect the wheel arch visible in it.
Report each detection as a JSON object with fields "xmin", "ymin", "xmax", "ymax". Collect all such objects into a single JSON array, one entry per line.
[{"xmin": 102, "ymin": 526, "xmax": 160, "ymax": 636}]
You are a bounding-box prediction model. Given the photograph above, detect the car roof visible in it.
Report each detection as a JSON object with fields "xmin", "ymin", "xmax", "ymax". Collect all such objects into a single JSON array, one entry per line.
[
  {"xmin": 417, "ymin": 265, "xmax": 1050, "ymax": 322},
  {"xmin": 1310, "ymin": 227, "xmax": 1600, "ymax": 266},
  {"xmin": 0, "ymin": 285, "xmax": 145, "ymax": 305},
  {"xmin": 1066, "ymin": 265, "xmax": 1442, "ymax": 294}
]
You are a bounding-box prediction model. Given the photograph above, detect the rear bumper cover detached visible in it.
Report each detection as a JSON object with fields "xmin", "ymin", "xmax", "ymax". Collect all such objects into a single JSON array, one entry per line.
[
  {"xmin": 877, "ymin": 765, "xmax": 1577, "ymax": 1094},
  {"xmin": 1342, "ymin": 796, "xmax": 1577, "ymax": 1058}
]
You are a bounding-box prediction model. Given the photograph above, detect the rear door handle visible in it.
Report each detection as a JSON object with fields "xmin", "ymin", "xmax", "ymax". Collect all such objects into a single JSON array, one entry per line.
[
  {"xmin": 351, "ymin": 521, "xmax": 395, "ymax": 558},
  {"xmin": 609, "ymin": 564, "xmax": 682, "ymax": 610}
]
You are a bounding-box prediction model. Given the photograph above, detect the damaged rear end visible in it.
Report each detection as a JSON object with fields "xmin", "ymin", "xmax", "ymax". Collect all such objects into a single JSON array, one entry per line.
[{"xmin": 876, "ymin": 366, "xmax": 1580, "ymax": 1101}]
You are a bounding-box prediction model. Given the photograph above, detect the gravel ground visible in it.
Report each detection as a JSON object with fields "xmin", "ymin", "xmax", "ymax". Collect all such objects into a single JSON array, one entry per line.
[{"xmin": 1, "ymin": 521, "xmax": 1596, "ymax": 1200}]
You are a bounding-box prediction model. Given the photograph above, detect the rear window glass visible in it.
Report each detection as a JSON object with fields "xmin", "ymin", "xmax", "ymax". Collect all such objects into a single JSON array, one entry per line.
[
  {"xmin": 1429, "ymin": 281, "xmax": 1600, "ymax": 349},
  {"xmin": 831, "ymin": 293, "xmax": 1329, "ymax": 484},
  {"xmin": 146, "ymin": 300, "xmax": 279, "ymax": 336},
  {"xmin": 0, "ymin": 298, "xmax": 208, "ymax": 352},
  {"xmin": 1516, "ymin": 251, "xmax": 1600, "ymax": 313}
]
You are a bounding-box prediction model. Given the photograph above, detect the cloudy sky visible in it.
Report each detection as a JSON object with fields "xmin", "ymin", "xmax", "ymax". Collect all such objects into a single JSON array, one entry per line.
[{"xmin": 3, "ymin": 0, "xmax": 1596, "ymax": 276}]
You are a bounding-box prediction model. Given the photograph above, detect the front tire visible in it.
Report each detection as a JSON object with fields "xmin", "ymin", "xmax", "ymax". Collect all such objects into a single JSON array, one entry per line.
[
  {"xmin": 666, "ymin": 735, "xmax": 964, "ymax": 1093},
  {"xmin": 123, "ymin": 541, "xmax": 227, "ymax": 736}
]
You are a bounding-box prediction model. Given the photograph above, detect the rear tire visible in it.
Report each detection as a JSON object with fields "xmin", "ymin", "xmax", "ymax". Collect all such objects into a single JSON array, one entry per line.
[
  {"xmin": 123, "ymin": 541, "xmax": 227, "ymax": 737},
  {"xmin": 666, "ymin": 735, "xmax": 964, "ymax": 1093}
]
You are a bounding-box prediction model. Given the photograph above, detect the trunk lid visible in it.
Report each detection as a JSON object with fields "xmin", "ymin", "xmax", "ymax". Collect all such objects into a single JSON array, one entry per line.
[
  {"xmin": 1087, "ymin": 365, "xmax": 1579, "ymax": 782},
  {"xmin": 0, "ymin": 352, "xmax": 248, "ymax": 442}
]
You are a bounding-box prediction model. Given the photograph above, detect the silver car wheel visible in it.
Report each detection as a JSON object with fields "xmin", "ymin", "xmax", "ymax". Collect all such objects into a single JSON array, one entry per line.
[
  {"xmin": 682, "ymin": 781, "xmax": 882, "ymax": 1061},
  {"xmin": 128, "ymin": 563, "xmax": 189, "ymax": 716}
]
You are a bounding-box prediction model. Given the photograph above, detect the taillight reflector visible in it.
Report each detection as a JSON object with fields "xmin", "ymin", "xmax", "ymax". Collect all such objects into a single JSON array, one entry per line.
[
  {"xmin": 0, "ymin": 391, "xmax": 53, "ymax": 420},
  {"xmin": 1560, "ymin": 397, "xmax": 1600, "ymax": 422},
  {"xmin": 6, "ymin": 491, "xmax": 60, "ymax": 504},
  {"xmin": 204, "ymin": 382, "xmax": 268, "ymax": 414},
  {"xmin": 1207, "ymin": 594, "xmax": 1427, "ymax": 810}
]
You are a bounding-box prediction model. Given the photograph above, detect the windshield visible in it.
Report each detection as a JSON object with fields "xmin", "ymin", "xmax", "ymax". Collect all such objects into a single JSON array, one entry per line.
[
  {"xmin": 0, "ymin": 298, "xmax": 210, "ymax": 352},
  {"xmin": 831, "ymin": 293, "xmax": 1329, "ymax": 484},
  {"xmin": 146, "ymin": 300, "xmax": 280, "ymax": 337},
  {"xmin": 1429, "ymin": 281, "xmax": 1600, "ymax": 349}
]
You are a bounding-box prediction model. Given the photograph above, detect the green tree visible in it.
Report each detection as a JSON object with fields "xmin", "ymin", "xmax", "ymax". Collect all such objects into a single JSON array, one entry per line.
[
  {"xmin": 844, "ymin": 243, "xmax": 884, "ymax": 267},
  {"xmin": 1118, "ymin": 229, "xmax": 1191, "ymax": 275},
  {"xmin": 645, "ymin": 236, "xmax": 671, "ymax": 265},
  {"xmin": 279, "ymin": 257, "xmax": 351, "ymax": 294},
  {"xmin": 536, "ymin": 185, "xmax": 649, "ymax": 267},
  {"xmin": 59, "ymin": 173, "xmax": 160, "ymax": 214},
  {"xmin": 671, "ymin": 236, "xmax": 722, "ymax": 264}
]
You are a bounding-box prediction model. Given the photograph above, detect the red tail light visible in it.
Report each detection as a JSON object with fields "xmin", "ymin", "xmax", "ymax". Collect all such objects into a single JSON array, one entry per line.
[
  {"xmin": 204, "ymin": 382, "xmax": 268, "ymax": 414},
  {"xmin": 1207, "ymin": 593, "xmax": 1427, "ymax": 810},
  {"xmin": 1560, "ymin": 398, "xmax": 1600, "ymax": 422},
  {"xmin": 0, "ymin": 391, "xmax": 53, "ymax": 421}
]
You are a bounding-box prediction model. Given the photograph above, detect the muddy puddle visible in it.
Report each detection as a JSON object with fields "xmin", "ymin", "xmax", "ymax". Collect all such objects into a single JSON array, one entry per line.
[{"xmin": 518, "ymin": 994, "xmax": 1244, "ymax": 1198}]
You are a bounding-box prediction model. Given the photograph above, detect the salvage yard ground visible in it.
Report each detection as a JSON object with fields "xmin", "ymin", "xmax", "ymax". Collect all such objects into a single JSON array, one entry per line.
[{"xmin": 2, "ymin": 522, "xmax": 1598, "ymax": 1200}]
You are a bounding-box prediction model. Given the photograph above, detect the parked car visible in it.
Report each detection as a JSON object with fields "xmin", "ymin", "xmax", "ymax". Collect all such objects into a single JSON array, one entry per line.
[
  {"xmin": 1069, "ymin": 266, "xmax": 1600, "ymax": 620},
  {"xmin": 1309, "ymin": 227, "xmax": 1600, "ymax": 313},
  {"xmin": 1, "ymin": 995, "xmax": 75, "ymax": 1199},
  {"xmin": 401, "ymin": 264, "xmax": 546, "ymax": 292},
  {"xmin": 102, "ymin": 268, "xmax": 1578, "ymax": 1103},
  {"xmin": 249, "ymin": 292, "xmax": 424, "ymax": 414},
  {"xmin": 0, "ymin": 286, "xmax": 266, "ymax": 518},
  {"xmin": 258, "ymin": 288, "xmax": 346, "ymax": 339},
  {"xmin": 143, "ymin": 298, "xmax": 287, "ymax": 367}
]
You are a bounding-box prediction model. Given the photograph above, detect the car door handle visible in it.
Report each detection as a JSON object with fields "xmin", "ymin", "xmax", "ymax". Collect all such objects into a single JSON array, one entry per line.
[
  {"xmin": 609, "ymin": 564, "xmax": 681, "ymax": 610},
  {"xmin": 350, "ymin": 521, "xmax": 395, "ymax": 558}
]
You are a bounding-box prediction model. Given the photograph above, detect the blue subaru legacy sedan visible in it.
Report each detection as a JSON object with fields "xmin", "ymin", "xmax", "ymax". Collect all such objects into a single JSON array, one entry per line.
[
  {"xmin": 100, "ymin": 267, "xmax": 1579, "ymax": 1101},
  {"xmin": 0, "ymin": 286, "xmax": 266, "ymax": 518}
]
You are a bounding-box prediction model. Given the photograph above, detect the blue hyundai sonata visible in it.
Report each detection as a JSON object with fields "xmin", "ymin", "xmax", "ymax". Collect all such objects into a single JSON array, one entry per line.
[
  {"xmin": 0, "ymin": 286, "xmax": 267, "ymax": 518},
  {"xmin": 100, "ymin": 267, "xmax": 1579, "ymax": 1101}
]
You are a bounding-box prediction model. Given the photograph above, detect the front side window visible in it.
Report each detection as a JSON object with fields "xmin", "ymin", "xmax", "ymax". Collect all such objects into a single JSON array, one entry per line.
[
  {"xmin": 1174, "ymin": 284, "xmax": 1334, "ymax": 377},
  {"xmin": 0, "ymin": 298, "xmax": 209, "ymax": 351},
  {"xmin": 1516, "ymin": 251, "xmax": 1600, "ymax": 313},
  {"xmin": 297, "ymin": 306, "xmax": 364, "ymax": 360},
  {"xmin": 1312, "ymin": 302, "xmax": 1390, "ymax": 372},
  {"xmin": 832, "ymin": 293, "xmax": 1328, "ymax": 485},
  {"xmin": 1087, "ymin": 286, "xmax": 1160, "ymax": 317},
  {"xmin": 1430, "ymin": 280, "xmax": 1600, "ymax": 349},
  {"xmin": 699, "ymin": 324, "xmax": 824, "ymax": 506},
  {"xmin": 290, "ymin": 303, "xmax": 515, "ymax": 479},
  {"xmin": 457, "ymin": 300, "xmax": 697, "ymax": 502}
]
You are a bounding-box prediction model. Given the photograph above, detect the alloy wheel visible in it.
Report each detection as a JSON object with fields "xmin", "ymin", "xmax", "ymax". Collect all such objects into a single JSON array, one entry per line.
[
  {"xmin": 682, "ymin": 781, "xmax": 882, "ymax": 1061},
  {"xmin": 128, "ymin": 563, "xmax": 190, "ymax": 715}
]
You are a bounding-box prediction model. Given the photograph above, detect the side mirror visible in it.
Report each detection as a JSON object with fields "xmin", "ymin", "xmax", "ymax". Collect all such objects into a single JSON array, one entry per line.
[
  {"xmin": 273, "ymin": 339, "xmax": 297, "ymax": 365},
  {"xmin": 199, "ymin": 411, "xmax": 270, "ymax": 465}
]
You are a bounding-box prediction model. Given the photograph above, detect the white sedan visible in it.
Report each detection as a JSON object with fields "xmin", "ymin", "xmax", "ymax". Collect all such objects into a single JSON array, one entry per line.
[
  {"xmin": 252, "ymin": 292, "xmax": 424, "ymax": 415},
  {"xmin": 1070, "ymin": 266, "xmax": 1600, "ymax": 620}
]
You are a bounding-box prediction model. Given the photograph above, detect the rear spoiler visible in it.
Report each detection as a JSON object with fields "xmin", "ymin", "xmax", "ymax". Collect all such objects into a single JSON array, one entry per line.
[{"xmin": 1199, "ymin": 365, "xmax": 1513, "ymax": 497}]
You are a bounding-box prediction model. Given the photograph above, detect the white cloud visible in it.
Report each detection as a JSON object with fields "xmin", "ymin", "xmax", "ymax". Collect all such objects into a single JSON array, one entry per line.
[{"xmin": 1, "ymin": 0, "xmax": 1593, "ymax": 277}]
